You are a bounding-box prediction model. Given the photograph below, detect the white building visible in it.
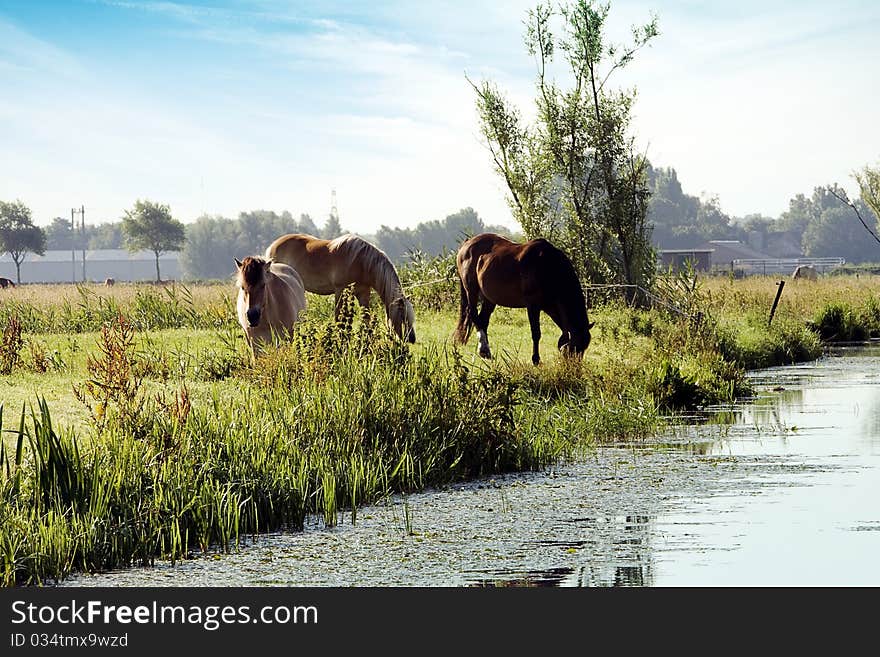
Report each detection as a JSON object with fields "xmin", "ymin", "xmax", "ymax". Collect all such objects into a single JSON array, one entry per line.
[{"xmin": 0, "ymin": 249, "xmax": 181, "ymax": 283}]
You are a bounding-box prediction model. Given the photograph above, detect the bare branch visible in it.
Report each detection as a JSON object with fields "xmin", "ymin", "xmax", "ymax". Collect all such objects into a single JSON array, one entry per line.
[{"xmin": 829, "ymin": 187, "xmax": 880, "ymax": 246}]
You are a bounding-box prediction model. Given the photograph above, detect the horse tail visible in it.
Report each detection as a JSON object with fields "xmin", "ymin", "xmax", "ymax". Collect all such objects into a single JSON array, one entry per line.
[{"xmin": 453, "ymin": 275, "xmax": 472, "ymax": 345}]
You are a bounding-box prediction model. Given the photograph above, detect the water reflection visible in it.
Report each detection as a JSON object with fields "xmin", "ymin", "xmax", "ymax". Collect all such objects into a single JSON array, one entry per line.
[
  {"xmin": 467, "ymin": 514, "xmax": 656, "ymax": 587},
  {"xmin": 469, "ymin": 564, "xmax": 653, "ymax": 588}
]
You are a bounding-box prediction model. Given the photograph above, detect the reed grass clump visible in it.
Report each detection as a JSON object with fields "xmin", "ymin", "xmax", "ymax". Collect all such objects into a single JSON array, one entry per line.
[
  {"xmin": 0, "ymin": 283, "xmax": 236, "ymax": 334},
  {"xmin": 809, "ymin": 302, "xmax": 868, "ymax": 341},
  {"xmin": 1, "ymin": 315, "xmax": 23, "ymax": 374},
  {"xmin": 0, "ymin": 309, "xmax": 570, "ymax": 585}
]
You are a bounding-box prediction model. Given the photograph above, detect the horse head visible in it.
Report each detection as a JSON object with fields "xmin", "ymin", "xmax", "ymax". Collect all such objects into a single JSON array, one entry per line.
[
  {"xmin": 390, "ymin": 295, "xmax": 417, "ymax": 343},
  {"xmin": 557, "ymin": 320, "xmax": 594, "ymax": 358},
  {"xmin": 235, "ymin": 257, "xmax": 273, "ymax": 327}
]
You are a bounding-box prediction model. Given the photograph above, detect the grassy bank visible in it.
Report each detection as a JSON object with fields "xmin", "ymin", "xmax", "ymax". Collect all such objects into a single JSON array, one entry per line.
[{"xmin": 1, "ymin": 272, "xmax": 876, "ymax": 585}]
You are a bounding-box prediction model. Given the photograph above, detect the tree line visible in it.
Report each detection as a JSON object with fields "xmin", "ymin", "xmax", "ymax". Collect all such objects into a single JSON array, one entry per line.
[
  {"xmin": 4, "ymin": 163, "xmax": 879, "ymax": 285},
  {"xmin": 647, "ymin": 164, "xmax": 878, "ymax": 264},
  {"xmin": 0, "ymin": 199, "xmax": 188, "ymax": 283}
]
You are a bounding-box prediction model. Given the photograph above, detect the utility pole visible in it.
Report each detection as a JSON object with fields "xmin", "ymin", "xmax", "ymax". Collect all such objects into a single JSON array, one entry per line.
[
  {"xmin": 80, "ymin": 205, "xmax": 86, "ymax": 282},
  {"xmin": 72, "ymin": 205, "xmax": 86, "ymax": 282},
  {"xmin": 70, "ymin": 208, "xmax": 76, "ymax": 283}
]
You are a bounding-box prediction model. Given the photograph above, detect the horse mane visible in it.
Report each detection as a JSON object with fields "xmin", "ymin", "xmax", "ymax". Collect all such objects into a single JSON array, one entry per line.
[
  {"xmin": 327, "ymin": 235, "xmax": 404, "ymax": 307},
  {"xmin": 327, "ymin": 234, "xmax": 415, "ymax": 337},
  {"xmin": 540, "ymin": 241, "xmax": 589, "ymax": 330},
  {"xmin": 238, "ymin": 256, "xmax": 268, "ymax": 287}
]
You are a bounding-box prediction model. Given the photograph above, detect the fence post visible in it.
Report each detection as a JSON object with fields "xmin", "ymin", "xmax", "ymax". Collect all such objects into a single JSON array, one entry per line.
[{"xmin": 768, "ymin": 280, "xmax": 785, "ymax": 326}]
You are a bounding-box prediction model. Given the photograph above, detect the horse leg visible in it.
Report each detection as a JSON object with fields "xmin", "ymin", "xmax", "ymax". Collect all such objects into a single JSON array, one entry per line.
[
  {"xmin": 454, "ymin": 264, "xmax": 483, "ymax": 346},
  {"xmin": 246, "ymin": 328, "xmax": 265, "ymax": 362},
  {"xmin": 527, "ymin": 306, "xmax": 542, "ymax": 365},
  {"xmin": 475, "ymin": 298, "xmax": 496, "ymax": 359},
  {"xmin": 354, "ymin": 283, "xmax": 372, "ymax": 308}
]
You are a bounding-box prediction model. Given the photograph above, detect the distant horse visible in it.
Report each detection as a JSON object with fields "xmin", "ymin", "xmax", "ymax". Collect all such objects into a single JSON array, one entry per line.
[
  {"xmin": 265, "ymin": 233, "xmax": 416, "ymax": 343},
  {"xmin": 454, "ymin": 233, "xmax": 593, "ymax": 365},
  {"xmin": 0, "ymin": 277, "xmax": 15, "ymax": 289},
  {"xmin": 235, "ymin": 256, "xmax": 307, "ymax": 358},
  {"xmin": 104, "ymin": 277, "xmax": 116, "ymax": 287},
  {"xmin": 792, "ymin": 265, "xmax": 818, "ymax": 281}
]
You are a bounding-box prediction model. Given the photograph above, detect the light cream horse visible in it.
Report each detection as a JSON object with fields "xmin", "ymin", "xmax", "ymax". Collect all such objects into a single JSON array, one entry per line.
[
  {"xmin": 235, "ymin": 256, "xmax": 307, "ymax": 358},
  {"xmin": 792, "ymin": 265, "xmax": 819, "ymax": 281},
  {"xmin": 265, "ymin": 233, "xmax": 416, "ymax": 342}
]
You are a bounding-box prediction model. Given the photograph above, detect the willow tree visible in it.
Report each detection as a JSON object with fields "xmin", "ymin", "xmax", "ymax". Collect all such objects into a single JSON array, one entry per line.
[
  {"xmin": 471, "ymin": 0, "xmax": 658, "ymax": 297},
  {"xmin": 828, "ymin": 164, "xmax": 880, "ymax": 248},
  {"xmin": 857, "ymin": 164, "xmax": 880, "ymax": 220}
]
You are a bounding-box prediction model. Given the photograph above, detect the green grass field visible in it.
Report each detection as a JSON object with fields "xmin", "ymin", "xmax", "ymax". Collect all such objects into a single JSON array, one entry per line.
[
  {"xmin": 1, "ymin": 273, "xmax": 877, "ymax": 584},
  {"xmin": 0, "ymin": 300, "xmax": 647, "ymax": 436}
]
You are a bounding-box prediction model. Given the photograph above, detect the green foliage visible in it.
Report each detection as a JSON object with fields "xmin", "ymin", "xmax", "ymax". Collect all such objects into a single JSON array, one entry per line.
[
  {"xmin": 180, "ymin": 210, "xmax": 336, "ymax": 280},
  {"xmin": 725, "ymin": 318, "xmax": 822, "ymax": 369},
  {"xmin": 72, "ymin": 313, "xmax": 148, "ymax": 436},
  {"xmin": 802, "ymin": 204, "xmax": 879, "ymax": 263},
  {"xmin": 0, "ymin": 310, "xmax": 576, "ymax": 585},
  {"xmin": 809, "ymin": 302, "xmax": 868, "ymax": 341},
  {"xmin": 645, "ymin": 358, "xmax": 701, "ymax": 410},
  {"xmin": 857, "ymin": 165, "xmax": 880, "ymax": 221},
  {"xmin": 0, "ymin": 283, "xmax": 235, "ymax": 334},
  {"xmin": 471, "ymin": 0, "xmax": 658, "ymax": 295},
  {"xmin": 647, "ymin": 164, "xmax": 744, "ymax": 249},
  {"xmin": 0, "ymin": 315, "xmax": 23, "ymax": 374},
  {"xmin": 375, "ymin": 207, "xmax": 515, "ymax": 263},
  {"xmin": 322, "ymin": 212, "xmax": 343, "ymax": 239},
  {"xmin": 122, "ymin": 199, "xmax": 186, "ymax": 281},
  {"xmin": 0, "ymin": 199, "xmax": 47, "ymax": 283},
  {"xmin": 4, "ymin": 273, "xmax": 876, "ymax": 584},
  {"xmin": 45, "ymin": 218, "xmax": 125, "ymax": 251},
  {"xmin": 397, "ymin": 250, "xmax": 458, "ymax": 311}
]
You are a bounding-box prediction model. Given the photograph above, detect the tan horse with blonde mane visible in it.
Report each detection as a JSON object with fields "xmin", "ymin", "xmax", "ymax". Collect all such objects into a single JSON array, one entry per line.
[
  {"xmin": 265, "ymin": 233, "xmax": 416, "ymax": 343},
  {"xmin": 235, "ymin": 256, "xmax": 307, "ymax": 358}
]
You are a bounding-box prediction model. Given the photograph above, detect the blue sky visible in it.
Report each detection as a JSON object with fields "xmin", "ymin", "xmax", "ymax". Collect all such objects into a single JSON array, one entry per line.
[{"xmin": 1, "ymin": 0, "xmax": 878, "ymax": 233}]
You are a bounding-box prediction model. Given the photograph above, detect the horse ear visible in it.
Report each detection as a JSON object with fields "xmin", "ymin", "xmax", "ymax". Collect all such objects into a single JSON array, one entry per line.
[{"xmin": 234, "ymin": 258, "xmax": 243, "ymax": 269}]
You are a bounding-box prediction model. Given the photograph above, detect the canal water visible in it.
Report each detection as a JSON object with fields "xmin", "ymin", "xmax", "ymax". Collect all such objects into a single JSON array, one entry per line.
[{"xmin": 62, "ymin": 346, "xmax": 880, "ymax": 587}]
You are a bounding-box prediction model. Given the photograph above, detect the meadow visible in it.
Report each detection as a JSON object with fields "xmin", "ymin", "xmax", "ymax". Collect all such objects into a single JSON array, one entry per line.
[{"xmin": 2, "ymin": 268, "xmax": 879, "ymax": 585}]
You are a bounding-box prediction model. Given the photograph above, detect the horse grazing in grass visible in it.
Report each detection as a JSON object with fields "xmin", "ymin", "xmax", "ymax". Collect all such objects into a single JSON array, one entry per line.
[
  {"xmin": 265, "ymin": 233, "xmax": 416, "ymax": 343},
  {"xmin": 235, "ymin": 256, "xmax": 307, "ymax": 358},
  {"xmin": 454, "ymin": 233, "xmax": 593, "ymax": 365},
  {"xmin": 104, "ymin": 277, "xmax": 115, "ymax": 287},
  {"xmin": 0, "ymin": 277, "xmax": 15, "ymax": 289}
]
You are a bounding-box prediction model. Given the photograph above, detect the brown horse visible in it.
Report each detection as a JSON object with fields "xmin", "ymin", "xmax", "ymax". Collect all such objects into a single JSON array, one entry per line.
[
  {"xmin": 0, "ymin": 277, "xmax": 15, "ymax": 289},
  {"xmin": 265, "ymin": 233, "xmax": 416, "ymax": 343},
  {"xmin": 454, "ymin": 233, "xmax": 593, "ymax": 365},
  {"xmin": 235, "ymin": 256, "xmax": 307, "ymax": 358}
]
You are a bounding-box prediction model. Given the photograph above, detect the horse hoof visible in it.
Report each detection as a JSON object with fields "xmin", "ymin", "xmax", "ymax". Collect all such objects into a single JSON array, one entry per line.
[
  {"xmin": 479, "ymin": 348, "xmax": 492, "ymax": 359},
  {"xmin": 532, "ymin": 356, "xmax": 541, "ymax": 366}
]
